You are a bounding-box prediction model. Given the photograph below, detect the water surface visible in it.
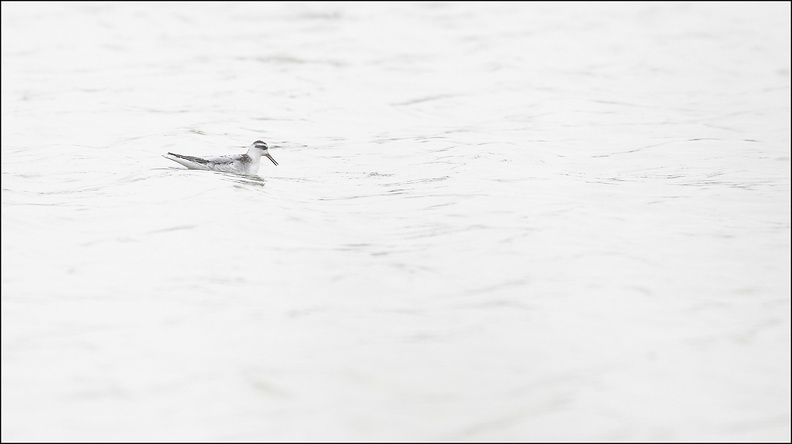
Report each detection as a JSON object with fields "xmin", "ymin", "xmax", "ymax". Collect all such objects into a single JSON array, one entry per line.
[{"xmin": 1, "ymin": 2, "xmax": 790, "ymax": 441}]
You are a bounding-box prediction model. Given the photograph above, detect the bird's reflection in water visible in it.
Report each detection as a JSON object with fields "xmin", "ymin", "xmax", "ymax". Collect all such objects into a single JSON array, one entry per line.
[{"xmin": 217, "ymin": 171, "xmax": 268, "ymax": 189}]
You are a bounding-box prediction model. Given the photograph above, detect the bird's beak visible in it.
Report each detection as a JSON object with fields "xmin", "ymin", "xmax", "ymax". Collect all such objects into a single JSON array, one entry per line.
[{"xmin": 265, "ymin": 153, "xmax": 278, "ymax": 166}]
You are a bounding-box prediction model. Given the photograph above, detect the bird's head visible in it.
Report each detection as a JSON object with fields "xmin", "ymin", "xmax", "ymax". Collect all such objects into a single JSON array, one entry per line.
[{"xmin": 250, "ymin": 140, "xmax": 278, "ymax": 166}]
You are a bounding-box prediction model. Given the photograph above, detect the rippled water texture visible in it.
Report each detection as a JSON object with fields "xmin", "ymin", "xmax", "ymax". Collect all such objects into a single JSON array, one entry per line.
[{"xmin": 2, "ymin": 2, "xmax": 790, "ymax": 441}]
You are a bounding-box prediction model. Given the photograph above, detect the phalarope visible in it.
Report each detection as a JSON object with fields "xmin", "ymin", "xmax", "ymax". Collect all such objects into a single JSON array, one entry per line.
[{"xmin": 163, "ymin": 140, "xmax": 278, "ymax": 176}]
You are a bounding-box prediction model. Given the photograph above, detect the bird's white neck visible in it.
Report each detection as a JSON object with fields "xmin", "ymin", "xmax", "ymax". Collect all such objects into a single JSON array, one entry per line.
[{"xmin": 246, "ymin": 147, "xmax": 264, "ymax": 159}]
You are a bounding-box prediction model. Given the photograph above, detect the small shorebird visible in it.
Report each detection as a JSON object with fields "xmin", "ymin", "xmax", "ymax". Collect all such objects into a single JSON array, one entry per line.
[{"xmin": 163, "ymin": 140, "xmax": 278, "ymax": 176}]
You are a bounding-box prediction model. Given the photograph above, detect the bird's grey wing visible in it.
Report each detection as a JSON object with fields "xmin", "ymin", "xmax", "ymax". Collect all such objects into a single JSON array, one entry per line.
[
  {"xmin": 208, "ymin": 155, "xmax": 253, "ymax": 174},
  {"xmin": 165, "ymin": 153, "xmax": 213, "ymax": 165},
  {"xmin": 164, "ymin": 153, "xmax": 249, "ymax": 174},
  {"xmin": 202, "ymin": 155, "xmax": 238, "ymax": 165},
  {"xmin": 164, "ymin": 152, "xmax": 214, "ymax": 170}
]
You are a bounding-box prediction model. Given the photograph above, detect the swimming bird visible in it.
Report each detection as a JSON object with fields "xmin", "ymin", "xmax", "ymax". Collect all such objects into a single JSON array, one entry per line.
[{"xmin": 163, "ymin": 140, "xmax": 278, "ymax": 176}]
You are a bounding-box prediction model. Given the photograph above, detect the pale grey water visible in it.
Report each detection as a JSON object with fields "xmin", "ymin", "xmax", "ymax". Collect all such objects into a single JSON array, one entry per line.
[{"xmin": 1, "ymin": 2, "xmax": 790, "ymax": 442}]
